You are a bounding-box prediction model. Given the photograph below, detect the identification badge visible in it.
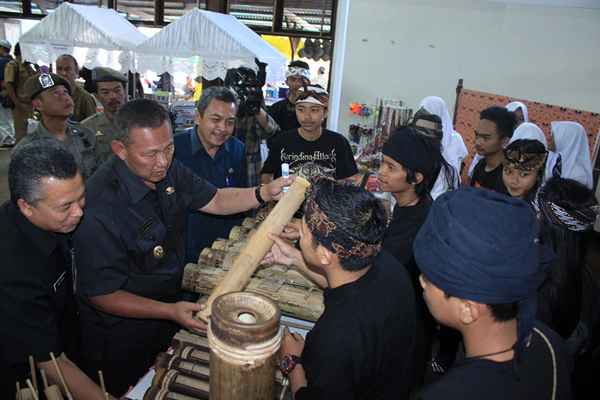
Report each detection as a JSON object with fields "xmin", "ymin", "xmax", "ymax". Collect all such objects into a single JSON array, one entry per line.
[
  {"xmin": 54, "ymin": 271, "xmax": 66, "ymax": 292},
  {"xmin": 154, "ymin": 246, "xmax": 165, "ymax": 260}
]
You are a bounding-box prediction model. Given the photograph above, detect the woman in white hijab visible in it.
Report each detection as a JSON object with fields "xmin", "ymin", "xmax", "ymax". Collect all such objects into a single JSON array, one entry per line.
[
  {"xmin": 419, "ymin": 96, "xmax": 468, "ymax": 182},
  {"xmin": 469, "ymin": 101, "xmax": 530, "ymax": 177},
  {"xmin": 546, "ymin": 121, "xmax": 593, "ymax": 188},
  {"xmin": 506, "ymin": 101, "xmax": 529, "ymax": 126}
]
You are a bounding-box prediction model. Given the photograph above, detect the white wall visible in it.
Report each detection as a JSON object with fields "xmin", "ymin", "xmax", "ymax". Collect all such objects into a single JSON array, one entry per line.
[{"xmin": 336, "ymin": 0, "xmax": 600, "ymax": 136}]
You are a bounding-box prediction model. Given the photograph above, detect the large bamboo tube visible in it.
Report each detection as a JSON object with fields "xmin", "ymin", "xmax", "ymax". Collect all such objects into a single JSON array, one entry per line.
[
  {"xmin": 143, "ymin": 387, "xmax": 202, "ymax": 400},
  {"xmin": 151, "ymin": 368, "xmax": 209, "ymax": 399},
  {"xmin": 197, "ymin": 177, "xmax": 309, "ymax": 322},
  {"xmin": 208, "ymin": 292, "xmax": 281, "ymax": 400}
]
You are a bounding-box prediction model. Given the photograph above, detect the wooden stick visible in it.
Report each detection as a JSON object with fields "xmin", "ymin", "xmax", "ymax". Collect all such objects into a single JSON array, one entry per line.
[
  {"xmin": 29, "ymin": 356, "xmax": 38, "ymax": 395},
  {"xmin": 16, "ymin": 382, "xmax": 21, "ymax": 400},
  {"xmin": 50, "ymin": 352, "xmax": 73, "ymax": 400},
  {"xmin": 98, "ymin": 371, "xmax": 109, "ymax": 400},
  {"xmin": 41, "ymin": 370, "xmax": 49, "ymax": 390},
  {"xmin": 196, "ymin": 177, "xmax": 310, "ymax": 322},
  {"xmin": 25, "ymin": 380, "xmax": 39, "ymax": 400}
]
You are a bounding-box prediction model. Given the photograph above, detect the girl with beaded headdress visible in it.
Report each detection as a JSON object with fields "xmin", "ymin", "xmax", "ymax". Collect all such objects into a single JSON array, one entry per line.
[{"xmin": 501, "ymin": 138, "xmax": 547, "ymax": 204}]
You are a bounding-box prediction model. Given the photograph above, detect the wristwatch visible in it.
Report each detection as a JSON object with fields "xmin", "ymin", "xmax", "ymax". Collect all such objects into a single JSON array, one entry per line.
[{"xmin": 280, "ymin": 354, "xmax": 302, "ymax": 376}]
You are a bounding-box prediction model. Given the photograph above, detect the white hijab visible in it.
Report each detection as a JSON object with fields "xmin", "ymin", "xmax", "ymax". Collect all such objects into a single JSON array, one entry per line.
[
  {"xmin": 468, "ymin": 102, "xmax": 533, "ymax": 177},
  {"xmin": 505, "ymin": 101, "xmax": 529, "ymax": 123},
  {"xmin": 549, "ymin": 121, "xmax": 593, "ymax": 188},
  {"xmin": 419, "ymin": 96, "xmax": 468, "ymax": 180},
  {"xmin": 511, "ymin": 122, "xmax": 547, "ymax": 148}
]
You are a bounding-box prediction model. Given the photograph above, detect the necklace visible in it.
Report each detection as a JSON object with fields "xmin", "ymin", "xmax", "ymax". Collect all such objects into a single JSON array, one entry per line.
[
  {"xmin": 388, "ymin": 196, "xmax": 420, "ymax": 225},
  {"xmin": 468, "ymin": 346, "xmax": 514, "ymax": 361},
  {"xmin": 398, "ymin": 195, "xmax": 419, "ymax": 208}
]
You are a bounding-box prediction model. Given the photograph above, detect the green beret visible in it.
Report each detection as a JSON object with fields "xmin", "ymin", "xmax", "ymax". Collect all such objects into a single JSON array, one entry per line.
[
  {"xmin": 25, "ymin": 73, "xmax": 72, "ymax": 100},
  {"xmin": 92, "ymin": 67, "xmax": 127, "ymax": 83}
]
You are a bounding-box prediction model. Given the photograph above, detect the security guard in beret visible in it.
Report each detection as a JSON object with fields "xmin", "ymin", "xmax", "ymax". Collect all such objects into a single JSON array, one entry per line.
[
  {"xmin": 14, "ymin": 73, "xmax": 103, "ymax": 180},
  {"xmin": 82, "ymin": 67, "xmax": 127, "ymax": 161}
]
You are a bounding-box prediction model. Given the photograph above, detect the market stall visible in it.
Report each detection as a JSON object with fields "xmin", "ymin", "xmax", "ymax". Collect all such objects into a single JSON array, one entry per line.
[
  {"xmin": 19, "ymin": 3, "xmax": 147, "ymax": 72},
  {"xmin": 134, "ymin": 8, "xmax": 287, "ymax": 84}
]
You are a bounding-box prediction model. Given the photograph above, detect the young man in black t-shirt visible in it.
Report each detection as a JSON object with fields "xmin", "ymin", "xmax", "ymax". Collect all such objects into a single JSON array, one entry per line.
[
  {"xmin": 263, "ymin": 177, "xmax": 415, "ymax": 400},
  {"xmin": 468, "ymin": 106, "xmax": 516, "ymax": 193},
  {"xmin": 261, "ymin": 85, "xmax": 357, "ymax": 183}
]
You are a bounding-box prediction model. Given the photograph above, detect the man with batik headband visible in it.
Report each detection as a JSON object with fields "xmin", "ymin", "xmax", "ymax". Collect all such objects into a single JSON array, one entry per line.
[
  {"xmin": 263, "ymin": 176, "xmax": 415, "ymax": 400},
  {"xmin": 14, "ymin": 73, "xmax": 103, "ymax": 180},
  {"xmin": 267, "ymin": 60, "xmax": 311, "ymax": 136},
  {"xmin": 414, "ymin": 187, "xmax": 573, "ymax": 400},
  {"xmin": 502, "ymin": 139, "xmax": 547, "ymax": 203},
  {"xmin": 261, "ymin": 85, "xmax": 357, "ymax": 183}
]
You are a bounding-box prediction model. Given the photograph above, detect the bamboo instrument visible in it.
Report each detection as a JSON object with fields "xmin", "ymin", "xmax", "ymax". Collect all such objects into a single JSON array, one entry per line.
[
  {"xmin": 151, "ymin": 368, "xmax": 209, "ymax": 399},
  {"xmin": 143, "ymin": 387, "xmax": 201, "ymax": 400},
  {"xmin": 50, "ymin": 352, "xmax": 73, "ymax": 400},
  {"xmin": 28, "ymin": 357, "xmax": 37, "ymax": 397},
  {"xmin": 25, "ymin": 380, "xmax": 38, "ymax": 400},
  {"xmin": 196, "ymin": 177, "xmax": 309, "ymax": 322},
  {"xmin": 40, "ymin": 370, "xmax": 64, "ymax": 400},
  {"xmin": 208, "ymin": 292, "xmax": 281, "ymax": 400},
  {"xmin": 183, "ymin": 264, "xmax": 323, "ymax": 322}
]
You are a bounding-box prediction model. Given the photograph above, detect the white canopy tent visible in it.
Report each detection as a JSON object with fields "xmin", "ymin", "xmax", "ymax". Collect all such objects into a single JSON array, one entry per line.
[
  {"xmin": 19, "ymin": 3, "xmax": 147, "ymax": 72},
  {"xmin": 135, "ymin": 8, "xmax": 287, "ymax": 83}
]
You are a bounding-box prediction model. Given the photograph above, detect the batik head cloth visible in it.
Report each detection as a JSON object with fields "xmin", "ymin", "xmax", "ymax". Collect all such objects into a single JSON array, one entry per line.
[
  {"xmin": 502, "ymin": 140, "xmax": 548, "ymax": 171},
  {"xmin": 286, "ymin": 66, "xmax": 311, "ymax": 80},
  {"xmin": 296, "ymin": 85, "xmax": 329, "ymax": 108},
  {"xmin": 304, "ymin": 175, "xmax": 381, "ymax": 259},
  {"xmin": 534, "ymin": 186, "xmax": 599, "ymax": 232}
]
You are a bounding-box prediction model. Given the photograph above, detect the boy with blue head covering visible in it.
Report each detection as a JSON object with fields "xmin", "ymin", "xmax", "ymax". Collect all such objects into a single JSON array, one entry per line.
[{"xmin": 414, "ymin": 187, "xmax": 573, "ymax": 400}]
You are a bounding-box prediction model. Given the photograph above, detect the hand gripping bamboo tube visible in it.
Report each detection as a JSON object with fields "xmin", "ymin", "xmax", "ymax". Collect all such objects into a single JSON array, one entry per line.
[
  {"xmin": 208, "ymin": 292, "xmax": 281, "ymax": 400},
  {"xmin": 196, "ymin": 177, "xmax": 309, "ymax": 322}
]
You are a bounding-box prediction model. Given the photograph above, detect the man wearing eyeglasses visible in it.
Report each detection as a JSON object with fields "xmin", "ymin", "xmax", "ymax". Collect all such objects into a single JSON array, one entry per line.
[
  {"xmin": 73, "ymin": 98, "xmax": 291, "ymax": 396},
  {"xmin": 82, "ymin": 67, "xmax": 128, "ymax": 161}
]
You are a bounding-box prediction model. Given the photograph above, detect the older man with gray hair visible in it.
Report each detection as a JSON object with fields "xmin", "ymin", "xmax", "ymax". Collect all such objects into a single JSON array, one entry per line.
[{"xmin": 0, "ymin": 140, "xmax": 117, "ymax": 400}]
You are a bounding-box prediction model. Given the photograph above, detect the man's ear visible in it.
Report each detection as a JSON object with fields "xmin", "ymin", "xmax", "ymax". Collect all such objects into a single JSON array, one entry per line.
[
  {"xmin": 459, "ymin": 299, "xmax": 480, "ymax": 325},
  {"xmin": 194, "ymin": 109, "xmax": 201, "ymax": 125},
  {"xmin": 414, "ymin": 172, "xmax": 424, "ymax": 185},
  {"xmin": 111, "ymin": 140, "xmax": 127, "ymax": 161},
  {"xmin": 31, "ymin": 98, "xmax": 42, "ymax": 112},
  {"xmin": 92, "ymin": 92, "xmax": 99, "ymax": 101},
  {"xmin": 17, "ymin": 198, "xmax": 34, "ymax": 218},
  {"xmin": 320, "ymin": 245, "xmax": 334, "ymax": 267},
  {"xmin": 500, "ymin": 135, "xmax": 510, "ymax": 148},
  {"xmin": 323, "ymin": 108, "xmax": 329, "ymax": 119}
]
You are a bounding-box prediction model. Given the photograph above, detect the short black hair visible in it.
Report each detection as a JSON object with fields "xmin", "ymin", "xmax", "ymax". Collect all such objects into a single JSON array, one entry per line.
[
  {"xmin": 309, "ymin": 178, "xmax": 387, "ymax": 272},
  {"xmin": 289, "ymin": 60, "xmax": 309, "ymax": 70},
  {"xmin": 195, "ymin": 86, "xmax": 237, "ymax": 117},
  {"xmin": 480, "ymin": 106, "xmax": 517, "ymax": 140},
  {"xmin": 444, "ymin": 291, "xmax": 521, "ymax": 322},
  {"xmin": 115, "ymin": 99, "xmax": 171, "ymax": 148},
  {"xmin": 14, "ymin": 42, "xmax": 20, "ymax": 57},
  {"xmin": 57, "ymin": 54, "xmax": 78, "ymax": 71},
  {"xmin": 9, "ymin": 140, "xmax": 79, "ymax": 204}
]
